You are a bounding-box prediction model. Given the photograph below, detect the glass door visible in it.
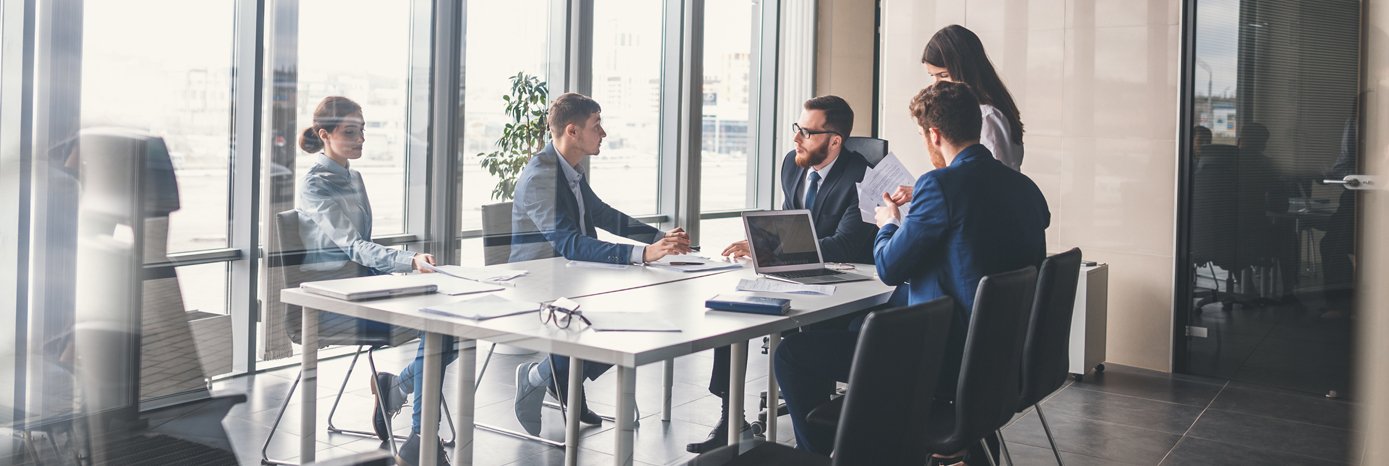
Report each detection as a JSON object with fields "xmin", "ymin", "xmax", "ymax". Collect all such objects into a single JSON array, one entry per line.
[{"xmin": 1179, "ymin": 0, "xmax": 1363, "ymax": 397}]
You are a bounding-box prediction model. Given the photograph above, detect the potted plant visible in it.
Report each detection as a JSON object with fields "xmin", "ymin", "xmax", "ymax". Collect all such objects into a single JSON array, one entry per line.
[{"xmin": 479, "ymin": 72, "xmax": 550, "ymax": 200}]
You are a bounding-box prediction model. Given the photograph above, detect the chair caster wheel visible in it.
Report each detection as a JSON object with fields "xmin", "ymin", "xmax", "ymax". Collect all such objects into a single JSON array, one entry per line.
[
  {"xmin": 1095, "ymin": 363, "xmax": 1105, "ymax": 373},
  {"xmin": 1072, "ymin": 373, "xmax": 1084, "ymax": 382}
]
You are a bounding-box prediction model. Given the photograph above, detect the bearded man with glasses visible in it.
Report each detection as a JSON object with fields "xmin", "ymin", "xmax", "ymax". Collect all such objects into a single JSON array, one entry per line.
[{"xmin": 688, "ymin": 95, "xmax": 883, "ymax": 454}]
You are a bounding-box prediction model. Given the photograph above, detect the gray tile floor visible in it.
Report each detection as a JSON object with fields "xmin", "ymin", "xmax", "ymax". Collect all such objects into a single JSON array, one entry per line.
[{"xmin": 211, "ymin": 343, "xmax": 1361, "ymax": 465}]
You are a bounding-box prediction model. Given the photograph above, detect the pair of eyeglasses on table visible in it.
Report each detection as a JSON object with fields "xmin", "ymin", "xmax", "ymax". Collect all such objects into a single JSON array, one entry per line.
[{"xmin": 539, "ymin": 297, "xmax": 591, "ymax": 329}]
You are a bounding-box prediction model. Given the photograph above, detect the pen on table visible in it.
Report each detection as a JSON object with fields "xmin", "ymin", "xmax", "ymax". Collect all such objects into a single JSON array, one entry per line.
[{"xmin": 669, "ymin": 262, "xmax": 703, "ymax": 266}]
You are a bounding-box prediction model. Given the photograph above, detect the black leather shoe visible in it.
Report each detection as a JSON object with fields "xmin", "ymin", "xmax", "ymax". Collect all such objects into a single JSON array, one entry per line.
[
  {"xmin": 686, "ymin": 415, "xmax": 752, "ymax": 454},
  {"xmin": 547, "ymin": 383, "xmax": 603, "ymax": 425}
]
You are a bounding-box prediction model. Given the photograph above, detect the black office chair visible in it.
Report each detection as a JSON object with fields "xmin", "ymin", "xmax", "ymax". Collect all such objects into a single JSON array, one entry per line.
[
  {"xmin": 923, "ymin": 266, "xmax": 1037, "ymax": 466},
  {"xmin": 688, "ymin": 298, "xmax": 955, "ymax": 466},
  {"xmin": 843, "ymin": 136, "xmax": 888, "ymax": 168},
  {"xmin": 1001, "ymin": 248, "xmax": 1083, "ymax": 466},
  {"xmin": 262, "ymin": 210, "xmax": 454, "ymax": 465}
]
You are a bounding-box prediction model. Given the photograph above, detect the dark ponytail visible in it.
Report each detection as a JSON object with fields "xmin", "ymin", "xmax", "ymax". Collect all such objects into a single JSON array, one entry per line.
[{"xmin": 299, "ymin": 96, "xmax": 363, "ymax": 154}]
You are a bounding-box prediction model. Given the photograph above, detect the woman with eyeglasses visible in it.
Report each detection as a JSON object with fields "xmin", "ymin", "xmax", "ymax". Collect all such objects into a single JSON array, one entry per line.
[
  {"xmin": 297, "ymin": 96, "xmax": 448, "ymax": 466},
  {"xmin": 922, "ymin": 24, "xmax": 1025, "ymax": 172}
]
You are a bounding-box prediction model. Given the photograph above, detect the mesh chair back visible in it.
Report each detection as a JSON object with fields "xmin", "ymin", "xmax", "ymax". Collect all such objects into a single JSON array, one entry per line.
[
  {"xmin": 1019, "ymin": 248, "xmax": 1083, "ymax": 408},
  {"xmin": 831, "ymin": 298, "xmax": 954, "ymax": 466},
  {"xmin": 947, "ymin": 266, "xmax": 1037, "ymax": 449},
  {"xmin": 481, "ymin": 202, "xmax": 514, "ymax": 266},
  {"xmin": 843, "ymin": 137, "xmax": 888, "ymax": 168}
]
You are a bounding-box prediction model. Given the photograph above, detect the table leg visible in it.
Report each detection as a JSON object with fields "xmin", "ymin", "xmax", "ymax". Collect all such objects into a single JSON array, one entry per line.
[
  {"xmin": 420, "ymin": 333, "xmax": 446, "ymax": 466},
  {"xmin": 765, "ymin": 333, "xmax": 781, "ymax": 443},
  {"xmin": 565, "ymin": 356, "xmax": 583, "ymax": 466},
  {"xmin": 728, "ymin": 341, "xmax": 748, "ymax": 446},
  {"xmin": 615, "ymin": 365, "xmax": 638, "ymax": 466},
  {"xmin": 662, "ymin": 359, "xmax": 674, "ymax": 422},
  {"xmin": 300, "ymin": 307, "xmax": 318, "ymax": 464},
  {"xmin": 455, "ymin": 338, "xmax": 477, "ymax": 466}
]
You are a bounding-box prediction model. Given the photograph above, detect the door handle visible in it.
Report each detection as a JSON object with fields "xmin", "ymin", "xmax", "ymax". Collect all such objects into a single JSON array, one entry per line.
[{"xmin": 1322, "ymin": 175, "xmax": 1378, "ymax": 191}]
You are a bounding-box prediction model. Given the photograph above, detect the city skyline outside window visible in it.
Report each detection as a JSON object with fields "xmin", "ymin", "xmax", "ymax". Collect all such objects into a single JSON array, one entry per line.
[
  {"xmin": 460, "ymin": 0, "xmax": 552, "ymax": 235},
  {"xmin": 700, "ymin": 0, "xmax": 756, "ymax": 212},
  {"xmin": 81, "ymin": 0, "xmax": 236, "ymax": 322},
  {"xmin": 589, "ymin": 0, "xmax": 663, "ymax": 216}
]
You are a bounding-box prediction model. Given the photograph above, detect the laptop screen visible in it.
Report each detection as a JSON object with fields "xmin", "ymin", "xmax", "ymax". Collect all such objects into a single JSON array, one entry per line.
[{"xmin": 745, "ymin": 212, "xmax": 822, "ymax": 267}]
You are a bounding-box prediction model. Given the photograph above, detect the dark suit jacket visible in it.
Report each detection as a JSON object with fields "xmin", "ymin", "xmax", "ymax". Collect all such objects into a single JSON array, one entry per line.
[
  {"xmin": 780, "ymin": 149, "xmax": 879, "ymax": 264},
  {"xmin": 874, "ymin": 144, "xmax": 1050, "ymax": 379},
  {"xmin": 509, "ymin": 143, "xmax": 663, "ymax": 264}
]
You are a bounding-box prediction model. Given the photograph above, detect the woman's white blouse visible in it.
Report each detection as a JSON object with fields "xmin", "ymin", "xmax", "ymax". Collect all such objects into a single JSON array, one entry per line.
[{"xmin": 980, "ymin": 104, "xmax": 1023, "ymax": 172}]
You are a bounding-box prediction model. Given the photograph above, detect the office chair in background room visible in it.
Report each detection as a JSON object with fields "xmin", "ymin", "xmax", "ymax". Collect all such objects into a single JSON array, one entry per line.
[
  {"xmin": 690, "ymin": 298, "xmax": 955, "ymax": 466},
  {"xmin": 262, "ymin": 210, "xmax": 454, "ymax": 465}
]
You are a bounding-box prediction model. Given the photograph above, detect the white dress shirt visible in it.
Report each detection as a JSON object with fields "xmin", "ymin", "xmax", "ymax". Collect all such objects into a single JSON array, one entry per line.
[{"xmin": 800, "ymin": 155, "xmax": 839, "ymax": 208}]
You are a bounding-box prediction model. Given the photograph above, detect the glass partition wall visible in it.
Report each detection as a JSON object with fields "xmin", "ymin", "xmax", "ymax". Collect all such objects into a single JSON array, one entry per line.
[{"xmin": 1, "ymin": 1, "xmax": 793, "ymax": 441}]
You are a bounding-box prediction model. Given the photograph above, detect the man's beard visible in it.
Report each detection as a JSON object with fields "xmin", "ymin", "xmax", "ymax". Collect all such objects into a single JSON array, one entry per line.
[
  {"xmin": 927, "ymin": 142, "xmax": 947, "ymax": 169},
  {"xmin": 795, "ymin": 144, "xmax": 829, "ymax": 168}
]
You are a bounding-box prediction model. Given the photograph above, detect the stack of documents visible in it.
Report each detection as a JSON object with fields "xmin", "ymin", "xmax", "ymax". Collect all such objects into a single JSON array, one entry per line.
[
  {"xmin": 736, "ymin": 278, "xmax": 836, "ymax": 296},
  {"xmin": 855, "ymin": 153, "xmax": 917, "ymax": 223},
  {"xmin": 421, "ymin": 294, "xmax": 537, "ymax": 320},
  {"xmin": 647, "ymin": 254, "xmax": 744, "ymax": 273}
]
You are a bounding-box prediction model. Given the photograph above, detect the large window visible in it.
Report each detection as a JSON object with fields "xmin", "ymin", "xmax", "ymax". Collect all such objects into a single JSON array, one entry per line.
[
  {"xmin": 589, "ymin": 0, "xmax": 663, "ymax": 216},
  {"xmin": 459, "ymin": 0, "xmax": 552, "ymax": 236},
  {"xmin": 82, "ymin": 0, "xmax": 236, "ymax": 254},
  {"xmin": 295, "ymin": 0, "xmax": 414, "ymax": 236},
  {"xmin": 700, "ymin": 0, "xmax": 757, "ymax": 212},
  {"xmin": 81, "ymin": 0, "xmax": 243, "ymax": 387}
]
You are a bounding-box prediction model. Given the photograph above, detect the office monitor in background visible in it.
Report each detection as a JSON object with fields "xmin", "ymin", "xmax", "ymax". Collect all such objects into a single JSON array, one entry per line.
[{"xmin": 742, "ymin": 210, "xmax": 872, "ymax": 285}]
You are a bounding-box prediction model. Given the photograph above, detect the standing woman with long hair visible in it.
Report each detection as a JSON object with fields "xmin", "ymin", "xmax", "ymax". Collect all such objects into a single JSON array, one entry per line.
[
  {"xmin": 923, "ymin": 24, "xmax": 1025, "ymax": 171},
  {"xmin": 298, "ymin": 96, "xmax": 450, "ymax": 466}
]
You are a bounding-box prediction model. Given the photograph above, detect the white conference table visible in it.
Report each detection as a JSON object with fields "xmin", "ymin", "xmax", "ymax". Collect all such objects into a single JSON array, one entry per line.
[{"xmin": 282, "ymin": 257, "xmax": 894, "ymax": 466}]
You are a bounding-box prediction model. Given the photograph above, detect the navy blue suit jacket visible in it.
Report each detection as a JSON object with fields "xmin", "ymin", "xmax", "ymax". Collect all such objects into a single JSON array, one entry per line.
[
  {"xmin": 509, "ymin": 143, "xmax": 662, "ymax": 264},
  {"xmin": 780, "ymin": 149, "xmax": 879, "ymax": 264},
  {"xmin": 874, "ymin": 144, "xmax": 1050, "ymax": 377}
]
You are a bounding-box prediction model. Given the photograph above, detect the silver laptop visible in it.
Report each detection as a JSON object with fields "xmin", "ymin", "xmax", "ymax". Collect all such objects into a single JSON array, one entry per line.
[
  {"xmin": 742, "ymin": 210, "xmax": 873, "ymax": 285},
  {"xmin": 301, "ymin": 274, "xmax": 438, "ymax": 301}
]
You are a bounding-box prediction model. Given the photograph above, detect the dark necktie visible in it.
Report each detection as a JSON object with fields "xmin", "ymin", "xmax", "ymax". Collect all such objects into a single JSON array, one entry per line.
[{"xmin": 805, "ymin": 171, "xmax": 822, "ymax": 213}]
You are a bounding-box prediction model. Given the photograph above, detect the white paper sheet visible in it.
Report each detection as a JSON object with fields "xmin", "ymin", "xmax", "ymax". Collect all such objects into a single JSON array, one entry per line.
[
  {"xmin": 584, "ymin": 312, "xmax": 681, "ymax": 332},
  {"xmin": 429, "ymin": 264, "xmax": 528, "ymax": 284},
  {"xmin": 646, "ymin": 254, "xmax": 744, "ymax": 273},
  {"xmin": 736, "ymin": 278, "xmax": 836, "ymax": 295},
  {"xmin": 421, "ymin": 294, "xmax": 537, "ymax": 320},
  {"xmin": 856, "ymin": 153, "xmax": 917, "ymax": 223}
]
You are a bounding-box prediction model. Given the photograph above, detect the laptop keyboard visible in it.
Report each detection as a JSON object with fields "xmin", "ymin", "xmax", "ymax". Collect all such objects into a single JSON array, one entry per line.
[{"xmin": 770, "ymin": 269, "xmax": 844, "ymax": 279}]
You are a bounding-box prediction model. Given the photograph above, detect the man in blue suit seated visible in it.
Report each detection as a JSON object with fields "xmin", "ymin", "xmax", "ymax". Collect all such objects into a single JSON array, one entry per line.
[
  {"xmin": 772, "ymin": 81, "xmax": 1049, "ymax": 459},
  {"xmin": 510, "ymin": 92, "xmax": 691, "ymax": 436},
  {"xmin": 689, "ymin": 95, "xmax": 879, "ymax": 454}
]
